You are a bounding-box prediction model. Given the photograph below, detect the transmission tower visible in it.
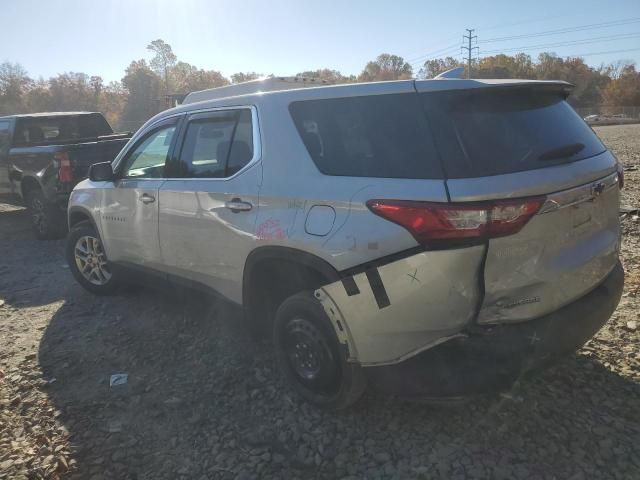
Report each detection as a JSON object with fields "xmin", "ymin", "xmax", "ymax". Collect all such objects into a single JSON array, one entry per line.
[{"xmin": 462, "ymin": 29, "xmax": 479, "ymax": 78}]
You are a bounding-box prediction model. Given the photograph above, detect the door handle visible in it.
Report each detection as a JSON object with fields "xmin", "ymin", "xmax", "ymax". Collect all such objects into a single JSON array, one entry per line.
[
  {"xmin": 225, "ymin": 198, "xmax": 252, "ymax": 212},
  {"xmin": 140, "ymin": 193, "xmax": 156, "ymax": 204}
]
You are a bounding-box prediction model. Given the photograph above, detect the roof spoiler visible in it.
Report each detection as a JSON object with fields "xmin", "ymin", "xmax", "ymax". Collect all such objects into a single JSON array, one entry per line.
[{"xmin": 434, "ymin": 67, "xmax": 466, "ymax": 79}]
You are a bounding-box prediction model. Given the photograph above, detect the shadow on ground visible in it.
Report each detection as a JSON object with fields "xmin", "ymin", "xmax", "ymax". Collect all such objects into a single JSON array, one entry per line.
[
  {"xmin": 38, "ymin": 284, "xmax": 640, "ymax": 480},
  {"xmin": 0, "ymin": 205, "xmax": 69, "ymax": 308}
]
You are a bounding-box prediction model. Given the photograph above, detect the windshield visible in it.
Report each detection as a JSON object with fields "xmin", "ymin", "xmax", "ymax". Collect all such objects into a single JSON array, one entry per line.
[{"xmin": 422, "ymin": 88, "xmax": 607, "ymax": 178}]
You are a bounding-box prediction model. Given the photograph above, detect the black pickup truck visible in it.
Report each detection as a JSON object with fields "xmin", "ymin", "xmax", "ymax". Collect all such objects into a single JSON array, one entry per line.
[{"xmin": 0, "ymin": 112, "xmax": 132, "ymax": 239}]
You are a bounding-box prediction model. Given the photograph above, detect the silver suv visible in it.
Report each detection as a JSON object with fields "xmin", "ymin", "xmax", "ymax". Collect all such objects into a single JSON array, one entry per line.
[{"xmin": 66, "ymin": 78, "xmax": 624, "ymax": 409}]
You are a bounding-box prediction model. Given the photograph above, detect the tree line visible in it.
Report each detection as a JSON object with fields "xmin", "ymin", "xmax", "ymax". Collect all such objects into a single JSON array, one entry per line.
[{"xmin": 1, "ymin": 39, "xmax": 638, "ymax": 131}]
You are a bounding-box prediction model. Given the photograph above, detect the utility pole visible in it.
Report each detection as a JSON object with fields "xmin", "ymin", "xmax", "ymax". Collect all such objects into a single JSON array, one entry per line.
[{"xmin": 462, "ymin": 29, "xmax": 479, "ymax": 78}]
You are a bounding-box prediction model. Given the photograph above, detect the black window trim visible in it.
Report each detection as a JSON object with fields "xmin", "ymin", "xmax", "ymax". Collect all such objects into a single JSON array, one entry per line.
[
  {"xmin": 114, "ymin": 116, "xmax": 182, "ymax": 180},
  {"xmin": 166, "ymin": 105, "xmax": 260, "ymax": 181}
]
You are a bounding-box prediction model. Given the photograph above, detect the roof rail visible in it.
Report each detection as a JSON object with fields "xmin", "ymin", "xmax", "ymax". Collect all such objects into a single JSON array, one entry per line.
[{"xmin": 182, "ymin": 76, "xmax": 334, "ymax": 105}]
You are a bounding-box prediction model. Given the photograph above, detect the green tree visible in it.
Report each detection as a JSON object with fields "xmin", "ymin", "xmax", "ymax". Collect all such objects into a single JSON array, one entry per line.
[
  {"xmin": 172, "ymin": 62, "xmax": 229, "ymax": 92},
  {"xmin": 358, "ymin": 54, "xmax": 412, "ymax": 82},
  {"xmin": 602, "ymin": 64, "xmax": 640, "ymax": 106},
  {"xmin": 475, "ymin": 53, "xmax": 535, "ymax": 79},
  {"xmin": 295, "ymin": 69, "xmax": 354, "ymax": 83},
  {"xmin": 417, "ymin": 57, "xmax": 462, "ymax": 79},
  {"xmin": 25, "ymin": 78, "xmax": 53, "ymax": 112},
  {"xmin": 231, "ymin": 72, "xmax": 262, "ymax": 83},
  {"xmin": 147, "ymin": 39, "xmax": 177, "ymax": 91},
  {"xmin": 0, "ymin": 62, "xmax": 31, "ymax": 114},
  {"xmin": 121, "ymin": 59, "xmax": 162, "ymax": 126},
  {"xmin": 48, "ymin": 72, "xmax": 94, "ymax": 111}
]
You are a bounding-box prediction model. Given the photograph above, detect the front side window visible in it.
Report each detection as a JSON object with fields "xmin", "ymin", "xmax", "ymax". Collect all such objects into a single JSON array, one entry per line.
[
  {"xmin": 121, "ymin": 125, "xmax": 177, "ymax": 178},
  {"xmin": 177, "ymin": 109, "xmax": 254, "ymax": 178}
]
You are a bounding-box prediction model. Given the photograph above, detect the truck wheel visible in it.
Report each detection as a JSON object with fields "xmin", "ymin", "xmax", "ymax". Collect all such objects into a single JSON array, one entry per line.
[
  {"xmin": 274, "ymin": 291, "xmax": 366, "ymax": 410},
  {"xmin": 28, "ymin": 190, "xmax": 64, "ymax": 240},
  {"xmin": 66, "ymin": 222, "xmax": 120, "ymax": 295}
]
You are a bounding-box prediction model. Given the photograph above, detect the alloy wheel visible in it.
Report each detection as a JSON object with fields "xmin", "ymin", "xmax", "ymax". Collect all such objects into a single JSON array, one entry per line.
[{"xmin": 74, "ymin": 235, "xmax": 112, "ymax": 285}]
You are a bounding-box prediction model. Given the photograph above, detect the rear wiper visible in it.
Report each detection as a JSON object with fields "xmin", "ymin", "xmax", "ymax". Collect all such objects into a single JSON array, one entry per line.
[{"xmin": 538, "ymin": 143, "xmax": 585, "ymax": 161}]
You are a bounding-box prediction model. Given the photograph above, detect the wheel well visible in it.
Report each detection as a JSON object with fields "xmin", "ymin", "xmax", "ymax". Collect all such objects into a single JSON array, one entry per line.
[
  {"xmin": 244, "ymin": 253, "xmax": 338, "ymax": 337},
  {"xmin": 68, "ymin": 210, "xmax": 92, "ymax": 229},
  {"xmin": 20, "ymin": 177, "xmax": 41, "ymax": 200}
]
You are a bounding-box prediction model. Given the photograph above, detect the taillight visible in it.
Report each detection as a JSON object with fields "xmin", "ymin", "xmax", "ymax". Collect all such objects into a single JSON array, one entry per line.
[
  {"xmin": 366, "ymin": 197, "xmax": 544, "ymax": 247},
  {"xmin": 617, "ymin": 163, "xmax": 624, "ymax": 189},
  {"xmin": 55, "ymin": 152, "xmax": 73, "ymax": 183}
]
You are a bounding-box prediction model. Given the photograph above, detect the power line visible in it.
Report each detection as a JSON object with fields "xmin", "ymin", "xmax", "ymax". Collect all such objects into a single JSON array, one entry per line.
[
  {"xmin": 480, "ymin": 32, "xmax": 640, "ymax": 55},
  {"xmin": 479, "ymin": 18, "xmax": 640, "ymax": 43},
  {"xmin": 546, "ymin": 47, "xmax": 640, "ymax": 58},
  {"xmin": 409, "ymin": 46, "xmax": 461, "ymax": 68},
  {"xmin": 407, "ymin": 16, "xmax": 640, "ymax": 72},
  {"xmin": 406, "ymin": 42, "xmax": 462, "ymax": 63},
  {"xmin": 403, "ymin": 12, "xmax": 575, "ymax": 62}
]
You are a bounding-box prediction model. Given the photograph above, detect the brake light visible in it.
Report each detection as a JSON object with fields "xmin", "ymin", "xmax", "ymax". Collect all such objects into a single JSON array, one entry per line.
[
  {"xmin": 617, "ymin": 163, "xmax": 624, "ymax": 189},
  {"xmin": 366, "ymin": 198, "xmax": 544, "ymax": 247},
  {"xmin": 55, "ymin": 152, "xmax": 73, "ymax": 183}
]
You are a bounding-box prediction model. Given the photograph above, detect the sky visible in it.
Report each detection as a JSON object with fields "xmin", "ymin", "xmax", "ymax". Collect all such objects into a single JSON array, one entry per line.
[{"xmin": 2, "ymin": 0, "xmax": 639, "ymax": 83}]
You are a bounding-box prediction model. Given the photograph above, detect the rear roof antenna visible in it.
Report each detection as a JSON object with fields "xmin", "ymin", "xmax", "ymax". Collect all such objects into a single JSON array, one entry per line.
[{"xmin": 434, "ymin": 66, "xmax": 466, "ymax": 79}]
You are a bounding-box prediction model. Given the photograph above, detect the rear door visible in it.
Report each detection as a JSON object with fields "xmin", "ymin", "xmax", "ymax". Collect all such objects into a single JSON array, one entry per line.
[
  {"xmin": 158, "ymin": 107, "xmax": 261, "ymax": 303},
  {"xmin": 99, "ymin": 117, "xmax": 180, "ymax": 271},
  {"xmin": 418, "ymin": 83, "xmax": 620, "ymax": 324},
  {"xmin": 0, "ymin": 120, "xmax": 12, "ymax": 195}
]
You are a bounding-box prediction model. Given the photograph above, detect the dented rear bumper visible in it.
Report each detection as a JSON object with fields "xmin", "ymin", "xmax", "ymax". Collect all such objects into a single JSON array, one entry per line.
[
  {"xmin": 315, "ymin": 246, "xmax": 486, "ymax": 366},
  {"xmin": 364, "ymin": 261, "xmax": 623, "ymax": 397}
]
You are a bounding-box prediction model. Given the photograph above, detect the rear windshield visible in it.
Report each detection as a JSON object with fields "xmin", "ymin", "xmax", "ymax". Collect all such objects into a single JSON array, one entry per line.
[
  {"xmin": 13, "ymin": 114, "xmax": 113, "ymax": 147},
  {"xmin": 421, "ymin": 88, "xmax": 606, "ymax": 178},
  {"xmin": 289, "ymin": 93, "xmax": 443, "ymax": 179}
]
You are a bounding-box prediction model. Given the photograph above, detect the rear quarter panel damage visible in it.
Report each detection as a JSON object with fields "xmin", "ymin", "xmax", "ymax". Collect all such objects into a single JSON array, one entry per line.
[{"xmin": 315, "ymin": 246, "xmax": 485, "ymax": 366}]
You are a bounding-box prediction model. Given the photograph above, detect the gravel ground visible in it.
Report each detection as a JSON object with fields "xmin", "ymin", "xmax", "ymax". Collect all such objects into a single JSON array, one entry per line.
[{"xmin": 1, "ymin": 124, "xmax": 639, "ymax": 480}]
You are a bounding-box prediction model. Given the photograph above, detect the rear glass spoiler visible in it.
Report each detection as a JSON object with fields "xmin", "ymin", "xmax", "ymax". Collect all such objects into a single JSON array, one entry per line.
[{"xmin": 415, "ymin": 79, "xmax": 575, "ymax": 98}]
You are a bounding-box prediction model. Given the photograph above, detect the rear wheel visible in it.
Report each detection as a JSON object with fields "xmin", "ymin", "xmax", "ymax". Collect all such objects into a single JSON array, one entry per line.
[
  {"xmin": 274, "ymin": 291, "xmax": 366, "ymax": 410},
  {"xmin": 27, "ymin": 189, "xmax": 65, "ymax": 240},
  {"xmin": 66, "ymin": 222, "xmax": 120, "ymax": 295}
]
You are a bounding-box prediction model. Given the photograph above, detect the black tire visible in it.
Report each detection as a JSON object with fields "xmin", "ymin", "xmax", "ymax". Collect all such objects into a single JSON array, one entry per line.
[
  {"xmin": 66, "ymin": 221, "xmax": 120, "ymax": 295},
  {"xmin": 27, "ymin": 189, "xmax": 65, "ymax": 240},
  {"xmin": 274, "ymin": 291, "xmax": 366, "ymax": 410}
]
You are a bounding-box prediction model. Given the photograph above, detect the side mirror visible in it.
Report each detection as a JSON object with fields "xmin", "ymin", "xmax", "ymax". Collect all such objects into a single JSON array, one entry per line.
[{"xmin": 89, "ymin": 162, "xmax": 115, "ymax": 182}]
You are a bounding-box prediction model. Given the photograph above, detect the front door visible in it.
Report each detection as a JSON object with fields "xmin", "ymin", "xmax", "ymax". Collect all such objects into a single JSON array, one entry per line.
[
  {"xmin": 158, "ymin": 107, "xmax": 261, "ymax": 303},
  {"xmin": 99, "ymin": 118, "xmax": 180, "ymax": 272}
]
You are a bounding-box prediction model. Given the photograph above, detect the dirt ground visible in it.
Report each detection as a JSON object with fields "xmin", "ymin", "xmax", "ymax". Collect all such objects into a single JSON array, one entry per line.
[{"xmin": 1, "ymin": 125, "xmax": 639, "ymax": 480}]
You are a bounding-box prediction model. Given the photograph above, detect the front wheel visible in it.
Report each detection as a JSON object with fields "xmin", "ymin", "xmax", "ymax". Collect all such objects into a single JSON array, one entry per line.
[
  {"xmin": 274, "ymin": 291, "xmax": 366, "ymax": 410},
  {"xmin": 66, "ymin": 222, "xmax": 120, "ymax": 295}
]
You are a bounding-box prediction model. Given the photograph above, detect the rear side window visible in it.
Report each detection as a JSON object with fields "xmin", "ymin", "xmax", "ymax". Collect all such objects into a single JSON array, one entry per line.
[
  {"xmin": 177, "ymin": 109, "xmax": 254, "ymax": 178},
  {"xmin": 289, "ymin": 94, "xmax": 443, "ymax": 179},
  {"xmin": 421, "ymin": 88, "xmax": 607, "ymax": 178}
]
